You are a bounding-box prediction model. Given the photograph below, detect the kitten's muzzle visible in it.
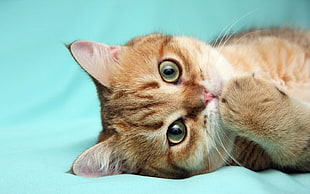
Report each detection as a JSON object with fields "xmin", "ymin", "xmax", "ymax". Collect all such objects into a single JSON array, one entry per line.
[{"xmin": 203, "ymin": 89, "xmax": 216, "ymax": 105}]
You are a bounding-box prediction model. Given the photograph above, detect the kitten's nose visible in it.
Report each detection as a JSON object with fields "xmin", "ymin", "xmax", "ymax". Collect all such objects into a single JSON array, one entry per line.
[{"xmin": 203, "ymin": 89, "xmax": 216, "ymax": 104}]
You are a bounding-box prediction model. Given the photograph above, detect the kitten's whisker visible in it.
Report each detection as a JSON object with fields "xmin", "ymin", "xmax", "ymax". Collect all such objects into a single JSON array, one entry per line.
[
  {"xmin": 217, "ymin": 9, "xmax": 258, "ymax": 49},
  {"xmin": 206, "ymin": 130, "xmax": 227, "ymax": 164},
  {"xmin": 206, "ymin": 113, "xmax": 230, "ymax": 165},
  {"xmin": 212, "ymin": 9, "xmax": 258, "ymax": 71},
  {"xmin": 211, "ymin": 22, "xmax": 232, "ymax": 48},
  {"xmin": 214, "ymin": 128, "xmax": 232, "ymax": 164},
  {"xmin": 213, "ymin": 120, "xmax": 243, "ymax": 167}
]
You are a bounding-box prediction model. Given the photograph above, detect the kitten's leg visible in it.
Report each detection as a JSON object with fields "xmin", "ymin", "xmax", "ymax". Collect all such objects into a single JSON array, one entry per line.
[{"xmin": 219, "ymin": 74, "xmax": 310, "ymax": 172}]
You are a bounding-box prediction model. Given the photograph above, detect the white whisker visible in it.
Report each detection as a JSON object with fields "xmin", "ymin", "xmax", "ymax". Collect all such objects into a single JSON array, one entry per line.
[
  {"xmin": 216, "ymin": 9, "xmax": 258, "ymax": 49},
  {"xmin": 214, "ymin": 123, "xmax": 243, "ymax": 167},
  {"xmin": 206, "ymin": 109, "xmax": 243, "ymax": 167},
  {"xmin": 211, "ymin": 9, "xmax": 258, "ymax": 71},
  {"xmin": 205, "ymin": 126, "xmax": 227, "ymax": 164}
]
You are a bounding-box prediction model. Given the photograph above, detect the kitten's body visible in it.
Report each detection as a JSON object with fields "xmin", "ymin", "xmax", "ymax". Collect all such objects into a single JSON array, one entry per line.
[
  {"xmin": 69, "ymin": 28, "xmax": 310, "ymax": 178},
  {"xmin": 218, "ymin": 29, "xmax": 310, "ymax": 172}
]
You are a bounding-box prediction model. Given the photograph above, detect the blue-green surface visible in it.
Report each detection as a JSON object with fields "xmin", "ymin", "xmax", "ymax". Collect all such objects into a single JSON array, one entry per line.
[{"xmin": 0, "ymin": 0, "xmax": 309, "ymax": 193}]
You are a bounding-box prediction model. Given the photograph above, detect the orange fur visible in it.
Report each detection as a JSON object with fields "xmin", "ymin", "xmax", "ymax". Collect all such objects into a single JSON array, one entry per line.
[{"xmin": 69, "ymin": 28, "xmax": 310, "ymax": 178}]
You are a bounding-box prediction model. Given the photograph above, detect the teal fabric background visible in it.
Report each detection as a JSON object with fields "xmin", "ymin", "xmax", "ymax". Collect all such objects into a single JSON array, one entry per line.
[{"xmin": 1, "ymin": 0, "xmax": 309, "ymax": 193}]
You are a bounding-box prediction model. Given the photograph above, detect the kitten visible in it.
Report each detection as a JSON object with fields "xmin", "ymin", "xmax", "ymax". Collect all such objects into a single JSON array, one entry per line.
[{"xmin": 68, "ymin": 28, "xmax": 310, "ymax": 178}]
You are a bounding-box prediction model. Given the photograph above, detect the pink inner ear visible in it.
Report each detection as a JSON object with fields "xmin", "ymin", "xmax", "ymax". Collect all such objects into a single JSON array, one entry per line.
[
  {"xmin": 73, "ymin": 41, "xmax": 95, "ymax": 55},
  {"xmin": 69, "ymin": 41, "xmax": 122, "ymax": 87},
  {"xmin": 110, "ymin": 46, "xmax": 121, "ymax": 59}
]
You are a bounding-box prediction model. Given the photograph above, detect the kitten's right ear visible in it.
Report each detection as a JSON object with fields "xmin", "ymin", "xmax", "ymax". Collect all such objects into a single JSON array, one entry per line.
[{"xmin": 68, "ymin": 41, "xmax": 122, "ymax": 87}]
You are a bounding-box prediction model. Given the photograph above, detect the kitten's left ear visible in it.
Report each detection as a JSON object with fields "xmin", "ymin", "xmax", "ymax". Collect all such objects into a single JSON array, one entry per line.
[
  {"xmin": 72, "ymin": 138, "xmax": 132, "ymax": 177},
  {"xmin": 68, "ymin": 41, "xmax": 122, "ymax": 87}
]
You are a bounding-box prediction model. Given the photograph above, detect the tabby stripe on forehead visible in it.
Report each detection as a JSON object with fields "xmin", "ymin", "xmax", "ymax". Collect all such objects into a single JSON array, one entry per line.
[
  {"xmin": 159, "ymin": 35, "xmax": 173, "ymax": 58},
  {"xmin": 124, "ymin": 120, "xmax": 164, "ymax": 131},
  {"xmin": 124, "ymin": 101, "xmax": 166, "ymax": 112},
  {"xmin": 140, "ymin": 122, "xmax": 164, "ymax": 130},
  {"xmin": 166, "ymin": 42, "xmax": 192, "ymax": 72},
  {"xmin": 139, "ymin": 82, "xmax": 160, "ymax": 90}
]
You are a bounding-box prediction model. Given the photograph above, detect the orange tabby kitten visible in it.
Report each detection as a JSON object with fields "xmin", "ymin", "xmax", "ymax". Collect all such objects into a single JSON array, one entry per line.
[{"xmin": 68, "ymin": 28, "xmax": 310, "ymax": 178}]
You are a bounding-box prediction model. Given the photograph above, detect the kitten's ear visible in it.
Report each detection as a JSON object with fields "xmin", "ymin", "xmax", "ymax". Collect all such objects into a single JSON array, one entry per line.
[
  {"xmin": 69, "ymin": 41, "xmax": 122, "ymax": 87},
  {"xmin": 72, "ymin": 137, "xmax": 127, "ymax": 177}
]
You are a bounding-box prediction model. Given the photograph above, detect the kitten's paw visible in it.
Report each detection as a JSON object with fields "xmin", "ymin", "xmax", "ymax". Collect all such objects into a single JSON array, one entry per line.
[{"xmin": 219, "ymin": 73, "xmax": 288, "ymax": 133}]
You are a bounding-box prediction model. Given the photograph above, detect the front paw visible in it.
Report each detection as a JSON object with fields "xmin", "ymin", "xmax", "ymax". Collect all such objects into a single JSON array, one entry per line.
[{"xmin": 219, "ymin": 73, "xmax": 288, "ymax": 133}]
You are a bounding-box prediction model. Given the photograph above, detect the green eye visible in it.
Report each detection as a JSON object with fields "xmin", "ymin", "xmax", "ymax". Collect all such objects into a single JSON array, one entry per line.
[
  {"xmin": 167, "ymin": 120, "xmax": 187, "ymax": 145},
  {"xmin": 159, "ymin": 60, "xmax": 180, "ymax": 83}
]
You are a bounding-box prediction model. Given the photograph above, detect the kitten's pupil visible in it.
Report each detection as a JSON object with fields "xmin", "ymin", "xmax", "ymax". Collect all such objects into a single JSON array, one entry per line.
[
  {"xmin": 163, "ymin": 66, "xmax": 175, "ymax": 75},
  {"xmin": 169, "ymin": 124, "xmax": 182, "ymax": 135}
]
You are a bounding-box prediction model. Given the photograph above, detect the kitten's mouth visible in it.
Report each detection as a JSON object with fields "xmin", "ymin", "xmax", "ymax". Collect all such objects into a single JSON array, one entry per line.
[{"xmin": 203, "ymin": 90, "xmax": 217, "ymax": 105}]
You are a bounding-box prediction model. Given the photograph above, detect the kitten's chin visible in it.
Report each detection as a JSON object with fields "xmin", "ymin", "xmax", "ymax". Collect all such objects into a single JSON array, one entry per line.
[
  {"xmin": 201, "ymin": 97, "xmax": 235, "ymax": 171},
  {"xmin": 204, "ymin": 97, "xmax": 219, "ymax": 114}
]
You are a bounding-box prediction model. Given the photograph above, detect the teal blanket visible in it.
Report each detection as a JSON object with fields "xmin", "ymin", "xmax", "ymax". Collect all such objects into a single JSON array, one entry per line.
[{"xmin": 1, "ymin": 0, "xmax": 309, "ymax": 193}]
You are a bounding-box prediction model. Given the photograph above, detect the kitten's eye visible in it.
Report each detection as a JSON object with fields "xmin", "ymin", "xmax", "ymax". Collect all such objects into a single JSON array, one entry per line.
[
  {"xmin": 167, "ymin": 120, "xmax": 187, "ymax": 145},
  {"xmin": 159, "ymin": 60, "xmax": 180, "ymax": 83}
]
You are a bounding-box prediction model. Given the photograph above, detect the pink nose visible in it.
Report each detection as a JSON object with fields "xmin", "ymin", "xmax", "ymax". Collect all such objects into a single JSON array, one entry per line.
[{"xmin": 203, "ymin": 89, "xmax": 216, "ymax": 104}]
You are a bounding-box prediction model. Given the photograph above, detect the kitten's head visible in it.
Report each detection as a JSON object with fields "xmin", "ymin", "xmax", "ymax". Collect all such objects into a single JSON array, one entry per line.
[{"xmin": 69, "ymin": 34, "xmax": 235, "ymax": 178}]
